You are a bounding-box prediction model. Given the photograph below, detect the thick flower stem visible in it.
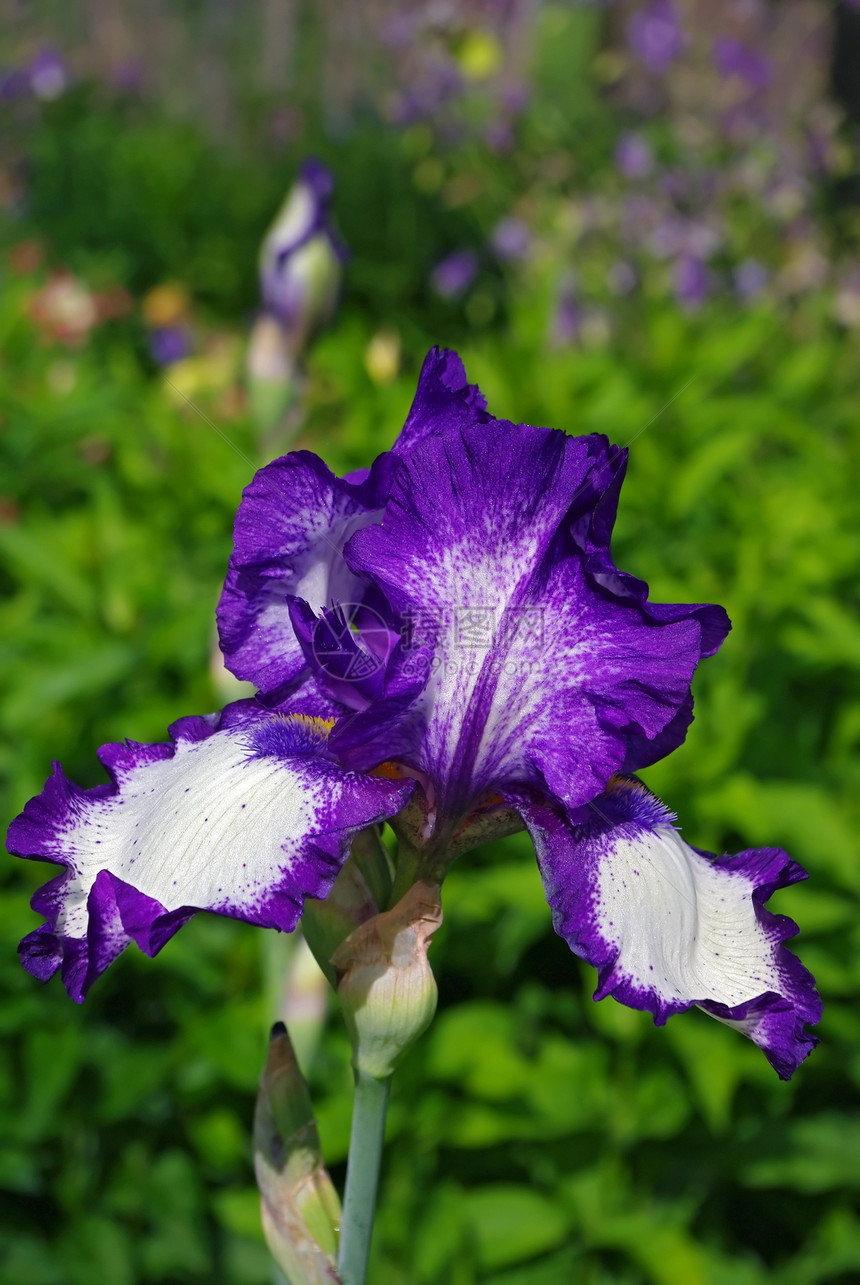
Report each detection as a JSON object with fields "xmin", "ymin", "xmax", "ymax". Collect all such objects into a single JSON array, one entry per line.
[{"xmin": 337, "ymin": 1070, "xmax": 391, "ymax": 1285}]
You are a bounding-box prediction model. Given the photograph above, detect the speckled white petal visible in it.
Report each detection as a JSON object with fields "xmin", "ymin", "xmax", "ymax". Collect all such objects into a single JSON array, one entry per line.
[
  {"xmin": 10, "ymin": 707, "xmax": 412, "ymax": 1001},
  {"xmin": 521, "ymin": 777, "xmax": 821, "ymax": 1078}
]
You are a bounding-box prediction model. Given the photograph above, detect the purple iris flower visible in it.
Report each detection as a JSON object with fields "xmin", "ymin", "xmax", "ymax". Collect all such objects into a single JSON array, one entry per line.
[
  {"xmin": 627, "ymin": 1, "xmax": 685, "ymax": 75},
  {"xmin": 9, "ymin": 349, "xmax": 820, "ymax": 1077},
  {"xmin": 431, "ymin": 250, "xmax": 478, "ymax": 299}
]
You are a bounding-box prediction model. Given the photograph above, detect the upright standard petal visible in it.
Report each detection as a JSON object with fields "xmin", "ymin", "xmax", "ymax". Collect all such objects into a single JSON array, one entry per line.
[
  {"xmin": 522, "ymin": 776, "xmax": 821, "ymax": 1078},
  {"xmin": 9, "ymin": 700, "xmax": 413, "ymax": 1001},
  {"xmin": 391, "ymin": 347, "xmax": 490, "ymax": 456},
  {"xmin": 338, "ymin": 420, "xmax": 723, "ymax": 830},
  {"xmin": 217, "ymin": 450, "xmax": 397, "ymax": 696}
]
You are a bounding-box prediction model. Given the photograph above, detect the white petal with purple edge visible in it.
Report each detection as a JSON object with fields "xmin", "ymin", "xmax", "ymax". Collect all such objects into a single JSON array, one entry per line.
[
  {"xmin": 519, "ymin": 777, "xmax": 821, "ymax": 1078},
  {"xmin": 9, "ymin": 707, "xmax": 412, "ymax": 1001}
]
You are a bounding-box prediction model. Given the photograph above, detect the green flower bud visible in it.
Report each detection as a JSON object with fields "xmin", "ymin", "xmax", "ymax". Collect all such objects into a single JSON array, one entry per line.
[
  {"xmin": 253, "ymin": 1023, "xmax": 342, "ymax": 1284},
  {"xmin": 331, "ymin": 881, "xmax": 442, "ymax": 1081}
]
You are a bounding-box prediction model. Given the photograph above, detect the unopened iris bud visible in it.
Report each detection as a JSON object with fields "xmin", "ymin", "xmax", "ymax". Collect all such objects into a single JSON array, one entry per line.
[
  {"xmin": 248, "ymin": 159, "xmax": 345, "ymax": 443},
  {"xmin": 259, "ymin": 158, "xmax": 344, "ymax": 358},
  {"xmin": 253, "ymin": 1022, "xmax": 342, "ymax": 1284},
  {"xmin": 331, "ymin": 881, "xmax": 442, "ymax": 1081}
]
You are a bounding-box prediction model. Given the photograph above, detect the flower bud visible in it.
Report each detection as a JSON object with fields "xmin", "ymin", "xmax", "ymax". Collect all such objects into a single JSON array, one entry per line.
[
  {"xmin": 253, "ymin": 1022, "xmax": 343, "ymax": 1285},
  {"xmin": 248, "ymin": 159, "xmax": 345, "ymax": 443},
  {"xmin": 258, "ymin": 159, "xmax": 344, "ymax": 358},
  {"xmin": 331, "ymin": 881, "xmax": 442, "ymax": 1081}
]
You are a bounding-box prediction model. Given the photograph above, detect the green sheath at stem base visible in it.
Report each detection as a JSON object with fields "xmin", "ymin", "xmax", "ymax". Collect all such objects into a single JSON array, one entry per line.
[{"xmin": 337, "ymin": 1071, "xmax": 392, "ymax": 1285}]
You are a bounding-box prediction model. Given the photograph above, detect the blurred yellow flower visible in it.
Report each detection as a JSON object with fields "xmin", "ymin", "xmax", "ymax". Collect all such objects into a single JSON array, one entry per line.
[
  {"xmin": 456, "ymin": 30, "xmax": 503, "ymax": 82},
  {"xmin": 364, "ymin": 330, "xmax": 401, "ymax": 386},
  {"xmin": 142, "ymin": 282, "xmax": 191, "ymax": 328}
]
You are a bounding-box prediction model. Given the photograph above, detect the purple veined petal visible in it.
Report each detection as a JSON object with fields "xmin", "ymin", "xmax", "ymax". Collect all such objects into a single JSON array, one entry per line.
[
  {"xmin": 339, "ymin": 419, "xmax": 724, "ymax": 830},
  {"xmin": 569, "ymin": 445, "xmax": 731, "ymax": 683},
  {"xmin": 519, "ymin": 776, "xmax": 821, "ymax": 1079},
  {"xmin": 392, "ymin": 346, "xmax": 490, "ymax": 456},
  {"xmin": 9, "ymin": 699, "xmax": 413, "ymax": 1002},
  {"xmin": 217, "ymin": 450, "xmax": 399, "ymax": 695}
]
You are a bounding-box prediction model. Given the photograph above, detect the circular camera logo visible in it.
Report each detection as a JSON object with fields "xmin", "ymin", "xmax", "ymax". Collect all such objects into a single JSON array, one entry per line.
[{"xmin": 310, "ymin": 602, "xmax": 390, "ymax": 681}]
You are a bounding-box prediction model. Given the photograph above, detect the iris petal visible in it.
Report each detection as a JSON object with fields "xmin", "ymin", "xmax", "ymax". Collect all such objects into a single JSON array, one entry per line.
[
  {"xmin": 339, "ymin": 419, "xmax": 725, "ymax": 828},
  {"xmin": 217, "ymin": 451, "xmax": 396, "ymax": 695},
  {"xmin": 9, "ymin": 698, "xmax": 412, "ymax": 1001},
  {"xmin": 520, "ymin": 776, "xmax": 821, "ymax": 1079}
]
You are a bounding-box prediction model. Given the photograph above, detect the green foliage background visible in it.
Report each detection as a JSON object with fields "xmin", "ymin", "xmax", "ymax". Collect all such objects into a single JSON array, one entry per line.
[{"xmin": 2, "ymin": 12, "xmax": 860, "ymax": 1284}]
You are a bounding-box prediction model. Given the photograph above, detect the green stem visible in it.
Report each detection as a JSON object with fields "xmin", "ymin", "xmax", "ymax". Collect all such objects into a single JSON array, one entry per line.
[
  {"xmin": 390, "ymin": 841, "xmax": 421, "ymax": 906},
  {"xmin": 337, "ymin": 1070, "xmax": 391, "ymax": 1285}
]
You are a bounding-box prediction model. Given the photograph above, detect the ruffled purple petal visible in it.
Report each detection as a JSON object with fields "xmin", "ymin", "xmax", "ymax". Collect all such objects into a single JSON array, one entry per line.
[
  {"xmin": 217, "ymin": 450, "xmax": 397, "ymax": 694},
  {"xmin": 340, "ymin": 418, "xmax": 723, "ymax": 829},
  {"xmin": 9, "ymin": 698, "xmax": 413, "ymax": 1001},
  {"xmin": 391, "ymin": 347, "xmax": 490, "ymax": 456},
  {"xmin": 571, "ymin": 451, "xmax": 731, "ymax": 665},
  {"xmin": 519, "ymin": 776, "xmax": 821, "ymax": 1079}
]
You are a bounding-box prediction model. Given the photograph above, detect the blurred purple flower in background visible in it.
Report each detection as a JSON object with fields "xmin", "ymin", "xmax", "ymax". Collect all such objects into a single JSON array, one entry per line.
[
  {"xmin": 0, "ymin": 68, "xmax": 29, "ymax": 99},
  {"xmin": 734, "ymin": 259, "xmax": 769, "ymax": 301},
  {"xmin": 608, "ymin": 260, "xmax": 638, "ymax": 295},
  {"xmin": 713, "ymin": 36, "xmax": 770, "ymax": 92},
  {"xmin": 615, "ymin": 132, "xmax": 654, "ymax": 180},
  {"xmin": 628, "ymin": 1, "xmax": 685, "ymax": 75},
  {"xmin": 1, "ymin": 48, "xmax": 70, "ymax": 101},
  {"xmin": 148, "ymin": 325, "xmax": 192, "ymax": 367},
  {"xmin": 432, "ymin": 249, "xmax": 478, "ymax": 298},
  {"xmin": 674, "ymin": 255, "xmax": 709, "ymax": 309},
  {"xmin": 491, "ymin": 216, "xmax": 532, "ymax": 262},
  {"xmin": 28, "ymin": 48, "xmax": 69, "ymax": 100},
  {"xmin": 551, "ymin": 278, "xmax": 584, "ymax": 345}
]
